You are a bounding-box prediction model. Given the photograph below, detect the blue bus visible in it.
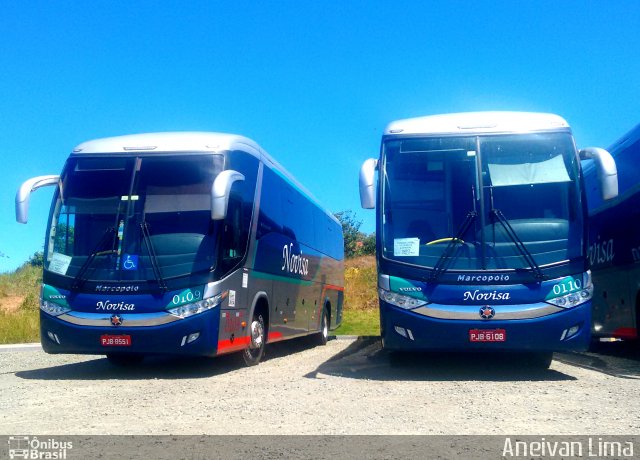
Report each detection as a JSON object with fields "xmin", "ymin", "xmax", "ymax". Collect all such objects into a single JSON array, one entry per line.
[
  {"xmin": 359, "ymin": 112, "xmax": 618, "ymax": 367},
  {"xmin": 584, "ymin": 123, "xmax": 640, "ymax": 341},
  {"xmin": 16, "ymin": 132, "xmax": 344, "ymax": 365}
]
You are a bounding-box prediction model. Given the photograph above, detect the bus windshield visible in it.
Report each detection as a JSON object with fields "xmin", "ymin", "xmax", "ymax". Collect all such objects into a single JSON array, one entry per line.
[
  {"xmin": 381, "ymin": 132, "xmax": 583, "ymax": 273},
  {"xmin": 45, "ymin": 154, "xmax": 224, "ymax": 285}
]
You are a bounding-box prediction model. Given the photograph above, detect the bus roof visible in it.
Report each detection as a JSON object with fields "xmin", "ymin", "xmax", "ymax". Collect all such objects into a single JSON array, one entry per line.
[
  {"xmin": 384, "ymin": 112, "xmax": 571, "ymax": 136},
  {"xmin": 71, "ymin": 132, "xmax": 261, "ymax": 155},
  {"xmin": 70, "ymin": 131, "xmax": 340, "ymax": 225}
]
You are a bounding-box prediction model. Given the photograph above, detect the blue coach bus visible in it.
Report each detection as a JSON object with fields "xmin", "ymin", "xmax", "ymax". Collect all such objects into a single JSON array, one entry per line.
[
  {"xmin": 359, "ymin": 112, "xmax": 618, "ymax": 367},
  {"xmin": 584, "ymin": 123, "xmax": 640, "ymax": 341},
  {"xmin": 16, "ymin": 132, "xmax": 344, "ymax": 366}
]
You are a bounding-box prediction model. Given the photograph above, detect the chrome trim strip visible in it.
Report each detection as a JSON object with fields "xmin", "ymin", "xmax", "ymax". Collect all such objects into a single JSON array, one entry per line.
[
  {"xmin": 411, "ymin": 303, "xmax": 565, "ymax": 320},
  {"xmin": 57, "ymin": 311, "xmax": 181, "ymax": 327}
]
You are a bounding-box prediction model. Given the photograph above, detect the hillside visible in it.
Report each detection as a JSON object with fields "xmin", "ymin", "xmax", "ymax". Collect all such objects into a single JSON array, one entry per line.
[
  {"xmin": 334, "ymin": 255, "xmax": 380, "ymax": 335},
  {"xmin": 0, "ymin": 265, "xmax": 41, "ymax": 343},
  {"xmin": 343, "ymin": 255, "xmax": 377, "ymax": 310}
]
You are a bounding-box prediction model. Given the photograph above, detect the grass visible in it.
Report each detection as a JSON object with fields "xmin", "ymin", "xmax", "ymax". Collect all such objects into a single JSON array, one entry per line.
[
  {"xmin": 334, "ymin": 309, "xmax": 379, "ymax": 336},
  {"xmin": 0, "ymin": 309, "xmax": 40, "ymax": 344},
  {"xmin": 0, "ymin": 254, "xmax": 381, "ymax": 343},
  {"xmin": 0, "ymin": 265, "xmax": 41, "ymax": 344}
]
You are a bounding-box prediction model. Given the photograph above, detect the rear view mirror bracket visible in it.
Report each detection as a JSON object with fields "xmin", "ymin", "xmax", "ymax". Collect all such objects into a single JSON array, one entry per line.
[
  {"xmin": 16, "ymin": 175, "xmax": 60, "ymax": 224},
  {"xmin": 211, "ymin": 170, "xmax": 245, "ymax": 220},
  {"xmin": 579, "ymin": 147, "xmax": 618, "ymax": 201}
]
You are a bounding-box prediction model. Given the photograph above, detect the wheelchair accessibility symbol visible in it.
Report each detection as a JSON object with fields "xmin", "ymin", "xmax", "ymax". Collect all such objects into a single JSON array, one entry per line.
[{"xmin": 122, "ymin": 254, "xmax": 139, "ymax": 270}]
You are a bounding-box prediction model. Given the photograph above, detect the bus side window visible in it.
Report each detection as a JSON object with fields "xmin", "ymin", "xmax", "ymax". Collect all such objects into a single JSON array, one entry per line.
[{"xmin": 222, "ymin": 196, "xmax": 243, "ymax": 261}]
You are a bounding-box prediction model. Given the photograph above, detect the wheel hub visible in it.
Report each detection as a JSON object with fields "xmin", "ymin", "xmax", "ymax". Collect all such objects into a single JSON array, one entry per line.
[{"xmin": 250, "ymin": 320, "xmax": 264, "ymax": 349}]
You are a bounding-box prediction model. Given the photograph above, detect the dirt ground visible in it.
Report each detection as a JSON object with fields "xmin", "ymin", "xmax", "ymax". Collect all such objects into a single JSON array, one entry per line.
[
  {"xmin": 0, "ymin": 296, "xmax": 24, "ymax": 314},
  {"xmin": 1, "ymin": 337, "xmax": 639, "ymax": 435}
]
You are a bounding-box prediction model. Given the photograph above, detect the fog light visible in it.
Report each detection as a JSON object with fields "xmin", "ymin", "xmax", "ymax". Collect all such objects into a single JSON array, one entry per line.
[
  {"xmin": 187, "ymin": 332, "xmax": 200, "ymax": 344},
  {"xmin": 560, "ymin": 324, "xmax": 581, "ymax": 341},
  {"xmin": 47, "ymin": 331, "xmax": 60, "ymax": 344},
  {"xmin": 407, "ymin": 329, "xmax": 415, "ymax": 341},
  {"xmin": 566, "ymin": 325, "xmax": 580, "ymax": 338},
  {"xmin": 394, "ymin": 325, "xmax": 407, "ymax": 338}
]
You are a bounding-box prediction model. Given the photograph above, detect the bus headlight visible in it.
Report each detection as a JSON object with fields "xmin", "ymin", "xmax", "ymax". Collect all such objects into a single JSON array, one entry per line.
[
  {"xmin": 546, "ymin": 272, "xmax": 593, "ymax": 309},
  {"xmin": 40, "ymin": 300, "xmax": 71, "ymax": 317},
  {"xmin": 379, "ymin": 288, "xmax": 428, "ymax": 310},
  {"xmin": 168, "ymin": 292, "xmax": 224, "ymax": 318}
]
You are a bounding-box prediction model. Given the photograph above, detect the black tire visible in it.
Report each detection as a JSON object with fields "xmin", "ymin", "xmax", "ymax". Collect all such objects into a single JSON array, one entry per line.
[
  {"xmin": 106, "ymin": 353, "xmax": 144, "ymax": 366},
  {"xmin": 316, "ymin": 307, "xmax": 329, "ymax": 346},
  {"xmin": 242, "ymin": 311, "xmax": 266, "ymax": 366},
  {"xmin": 524, "ymin": 351, "xmax": 553, "ymax": 370},
  {"xmin": 387, "ymin": 350, "xmax": 411, "ymax": 367}
]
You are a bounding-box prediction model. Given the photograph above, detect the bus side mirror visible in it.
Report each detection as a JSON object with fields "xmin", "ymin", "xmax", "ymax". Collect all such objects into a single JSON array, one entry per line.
[
  {"xmin": 211, "ymin": 170, "xmax": 245, "ymax": 220},
  {"xmin": 579, "ymin": 147, "xmax": 618, "ymax": 201},
  {"xmin": 359, "ymin": 158, "xmax": 378, "ymax": 209},
  {"xmin": 15, "ymin": 175, "xmax": 60, "ymax": 224}
]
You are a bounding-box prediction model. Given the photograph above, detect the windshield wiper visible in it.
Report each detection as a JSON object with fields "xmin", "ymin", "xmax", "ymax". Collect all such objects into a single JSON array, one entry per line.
[
  {"xmin": 140, "ymin": 222, "xmax": 168, "ymax": 292},
  {"xmin": 490, "ymin": 208, "xmax": 545, "ymax": 281},
  {"xmin": 429, "ymin": 211, "xmax": 477, "ymax": 281},
  {"xmin": 72, "ymin": 227, "xmax": 116, "ymax": 290}
]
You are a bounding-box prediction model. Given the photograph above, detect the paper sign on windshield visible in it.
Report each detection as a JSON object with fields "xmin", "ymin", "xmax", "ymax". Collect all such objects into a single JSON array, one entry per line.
[
  {"xmin": 394, "ymin": 238, "xmax": 420, "ymax": 257},
  {"xmin": 49, "ymin": 253, "xmax": 72, "ymax": 275}
]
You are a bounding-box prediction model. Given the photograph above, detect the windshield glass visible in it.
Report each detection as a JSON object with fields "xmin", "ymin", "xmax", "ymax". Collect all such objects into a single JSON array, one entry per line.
[
  {"xmin": 45, "ymin": 154, "xmax": 224, "ymax": 284},
  {"xmin": 381, "ymin": 132, "xmax": 583, "ymax": 273}
]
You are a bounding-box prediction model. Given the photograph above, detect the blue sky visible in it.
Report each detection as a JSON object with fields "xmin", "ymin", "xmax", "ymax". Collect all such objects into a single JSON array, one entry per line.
[{"xmin": 1, "ymin": 1, "xmax": 638, "ymax": 272}]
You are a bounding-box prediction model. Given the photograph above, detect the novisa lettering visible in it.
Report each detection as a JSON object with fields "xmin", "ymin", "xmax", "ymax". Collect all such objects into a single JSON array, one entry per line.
[
  {"xmin": 96, "ymin": 300, "xmax": 135, "ymax": 311},
  {"xmin": 463, "ymin": 290, "xmax": 511, "ymax": 301},
  {"xmin": 282, "ymin": 244, "xmax": 309, "ymax": 276}
]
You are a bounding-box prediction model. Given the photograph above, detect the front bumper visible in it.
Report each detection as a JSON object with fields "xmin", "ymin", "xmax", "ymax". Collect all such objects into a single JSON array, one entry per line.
[
  {"xmin": 39, "ymin": 308, "xmax": 220, "ymax": 357},
  {"xmin": 381, "ymin": 300, "xmax": 591, "ymax": 352}
]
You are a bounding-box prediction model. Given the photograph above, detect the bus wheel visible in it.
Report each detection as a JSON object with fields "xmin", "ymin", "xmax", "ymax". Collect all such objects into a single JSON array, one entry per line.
[
  {"xmin": 106, "ymin": 353, "xmax": 144, "ymax": 366},
  {"xmin": 242, "ymin": 312, "xmax": 266, "ymax": 366},
  {"xmin": 524, "ymin": 352, "xmax": 553, "ymax": 370},
  {"xmin": 316, "ymin": 307, "xmax": 329, "ymax": 346}
]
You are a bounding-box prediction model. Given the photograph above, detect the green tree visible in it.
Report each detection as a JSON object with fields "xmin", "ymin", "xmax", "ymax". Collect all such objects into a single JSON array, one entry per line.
[
  {"xmin": 27, "ymin": 251, "xmax": 44, "ymax": 267},
  {"xmin": 361, "ymin": 233, "xmax": 376, "ymax": 255},
  {"xmin": 334, "ymin": 210, "xmax": 375, "ymax": 258}
]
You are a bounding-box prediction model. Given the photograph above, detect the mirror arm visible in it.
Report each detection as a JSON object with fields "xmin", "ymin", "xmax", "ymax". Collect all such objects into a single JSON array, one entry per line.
[
  {"xmin": 15, "ymin": 175, "xmax": 60, "ymax": 224},
  {"xmin": 579, "ymin": 147, "xmax": 618, "ymax": 201},
  {"xmin": 211, "ymin": 170, "xmax": 245, "ymax": 220}
]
